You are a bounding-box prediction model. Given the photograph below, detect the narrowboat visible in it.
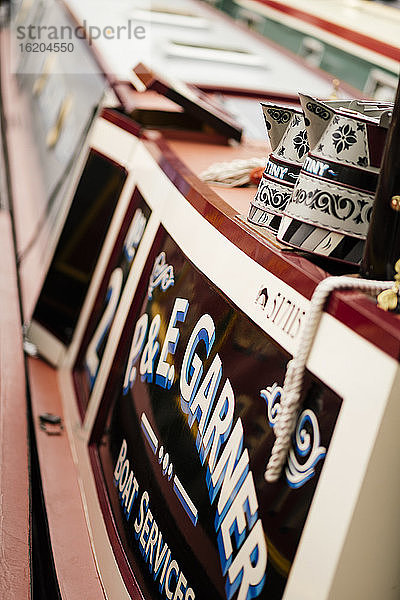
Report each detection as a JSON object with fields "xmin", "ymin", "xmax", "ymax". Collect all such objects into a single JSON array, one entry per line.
[
  {"xmin": 1, "ymin": 1, "xmax": 400, "ymax": 599},
  {"xmin": 212, "ymin": 0, "xmax": 400, "ymax": 99}
]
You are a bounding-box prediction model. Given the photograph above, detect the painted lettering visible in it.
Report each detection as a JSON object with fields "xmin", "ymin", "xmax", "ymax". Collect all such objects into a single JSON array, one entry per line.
[
  {"xmin": 121, "ymin": 295, "xmax": 268, "ymax": 599},
  {"xmin": 303, "ymin": 156, "xmax": 330, "ymax": 178},
  {"xmin": 265, "ymin": 160, "xmax": 289, "ymax": 180},
  {"xmin": 119, "ymin": 464, "xmax": 196, "ymax": 598},
  {"xmin": 199, "ymin": 378, "xmax": 235, "ymax": 472},
  {"xmin": 159, "ymin": 549, "xmax": 171, "ymax": 590},
  {"xmin": 189, "ymin": 353, "xmax": 222, "ymax": 432},
  {"xmin": 177, "ymin": 308, "xmax": 267, "ymax": 600},
  {"xmin": 225, "ymin": 520, "xmax": 267, "ymax": 600},
  {"xmin": 258, "ymin": 289, "xmax": 305, "ymax": 339},
  {"xmin": 156, "ymin": 298, "xmax": 189, "ymax": 389},
  {"xmin": 148, "ymin": 252, "xmax": 175, "ymax": 299},
  {"xmin": 146, "ymin": 519, "xmax": 159, "ymax": 565},
  {"xmin": 114, "ymin": 440, "xmax": 139, "ymax": 519},
  {"xmin": 208, "ymin": 419, "xmax": 250, "ymax": 529},
  {"xmin": 85, "ymin": 267, "xmax": 123, "ymax": 388},
  {"xmin": 180, "ymin": 314, "xmax": 215, "ymax": 413},
  {"xmin": 139, "ymin": 507, "xmax": 153, "ymax": 552},
  {"xmin": 165, "ymin": 560, "xmax": 179, "ymax": 600},
  {"xmin": 173, "ymin": 571, "xmax": 187, "ymax": 600},
  {"xmin": 124, "ymin": 208, "xmax": 147, "ymax": 261},
  {"xmin": 287, "ymin": 307, "xmax": 305, "ymax": 338},
  {"xmin": 114, "ymin": 439, "xmax": 127, "ymax": 481},
  {"xmin": 218, "ymin": 471, "xmax": 259, "ymax": 575},
  {"xmin": 154, "ymin": 533, "xmax": 169, "ymax": 580},
  {"xmin": 140, "ymin": 314, "xmax": 161, "ymax": 382},
  {"xmin": 134, "ymin": 491, "xmax": 149, "ymax": 535},
  {"xmin": 123, "ymin": 313, "xmax": 149, "ymax": 394}
]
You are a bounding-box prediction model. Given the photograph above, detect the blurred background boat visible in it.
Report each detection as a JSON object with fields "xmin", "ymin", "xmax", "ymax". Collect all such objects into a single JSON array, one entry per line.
[{"xmin": 208, "ymin": 0, "xmax": 400, "ymax": 99}]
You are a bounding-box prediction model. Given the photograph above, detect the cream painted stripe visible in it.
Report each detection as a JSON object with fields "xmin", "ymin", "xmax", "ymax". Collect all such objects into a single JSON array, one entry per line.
[
  {"xmin": 121, "ymin": 142, "xmax": 171, "ymax": 213},
  {"xmin": 130, "ymin": 8, "xmax": 209, "ymax": 28},
  {"xmin": 164, "ymin": 42, "xmax": 266, "ymax": 66},
  {"xmin": 284, "ymin": 314, "xmax": 398, "ymax": 599},
  {"xmin": 271, "ymin": 0, "xmax": 400, "ymax": 36},
  {"xmin": 236, "ymin": 0, "xmax": 400, "ymax": 74},
  {"xmin": 309, "ymin": 312, "xmax": 396, "ymax": 407},
  {"xmin": 173, "ymin": 476, "xmax": 198, "ymax": 524}
]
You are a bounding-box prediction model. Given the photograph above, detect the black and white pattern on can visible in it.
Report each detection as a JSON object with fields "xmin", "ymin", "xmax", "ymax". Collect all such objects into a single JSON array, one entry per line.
[{"xmin": 285, "ymin": 174, "xmax": 374, "ymax": 238}]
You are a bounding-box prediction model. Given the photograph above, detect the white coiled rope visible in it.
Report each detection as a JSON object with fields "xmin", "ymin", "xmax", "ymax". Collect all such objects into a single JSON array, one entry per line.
[
  {"xmin": 200, "ymin": 157, "xmax": 265, "ymax": 187},
  {"xmin": 265, "ymin": 275, "xmax": 394, "ymax": 483}
]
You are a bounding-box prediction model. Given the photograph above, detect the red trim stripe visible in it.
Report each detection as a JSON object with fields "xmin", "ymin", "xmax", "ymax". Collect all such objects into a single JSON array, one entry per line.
[{"xmin": 257, "ymin": 0, "xmax": 400, "ymax": 62}]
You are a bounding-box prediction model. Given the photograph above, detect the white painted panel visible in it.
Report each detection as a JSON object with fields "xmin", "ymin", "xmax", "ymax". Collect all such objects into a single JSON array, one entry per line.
[
  {"xmin": 89, "ymin": 117, "xmax": 139, "ymax": 168},
  {"xmin": 284, "ymin": 314, "xmax": 399, "ymax": 599}
]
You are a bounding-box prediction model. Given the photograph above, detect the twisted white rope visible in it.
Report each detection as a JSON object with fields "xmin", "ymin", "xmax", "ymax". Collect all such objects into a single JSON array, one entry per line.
[
  {"xmin": 265, "ymin": 275, "xmax": 393, "ymax": 483},
  {"xmin": 199, "ymin": 157, "xmax": 265, "ymax": 187}
]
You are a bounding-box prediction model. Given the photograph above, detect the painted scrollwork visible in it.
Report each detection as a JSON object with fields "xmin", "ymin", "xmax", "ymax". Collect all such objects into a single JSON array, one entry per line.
[
  {"xmin": 305, "ymin": 101, "xmax": 331, "ymax": 121},
  {"xmin": 261, "ymin": 384, "xmax": 326, "ymax": 488},
  {"xmin": 148, "ymin": 252, "xmax": 175, "ymax": 299},
  {"xmin": 286, "ymin": 409, "xmax": 327, "ymax": 489},
  {"xmin": 293, "ymin": 187, "xmax": 307, "ymax": 205},
  {"xmin": 255, "ymin": 181, "xmax": 291, "ymax": 211},
  {"xmin": 292, "ymin": 185, "xmax": 371, "ymax": 225},
  {"xmin": 267, "ymin": 108, "xmax": 291, "ymax": 124},
  {"xmin": 356, "ymin": 198, "xmax": 372, "ymax": 225},
  {"xmin": 313, "ymin": 189, "xmax": 355, "ymax": 221},
  {"xmin": 261, "ymin": 383, "xmax": 282, "ymax": 427}
]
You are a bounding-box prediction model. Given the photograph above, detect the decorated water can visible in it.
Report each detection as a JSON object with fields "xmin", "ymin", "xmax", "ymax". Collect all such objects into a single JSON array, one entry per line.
[
  {"xmin": 248, "ymin": 102, "xmax": 309, "ymax": 234},
  {"xmin": 278, "ymin": 94, "xmax": 392, "ymax": 264}
]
